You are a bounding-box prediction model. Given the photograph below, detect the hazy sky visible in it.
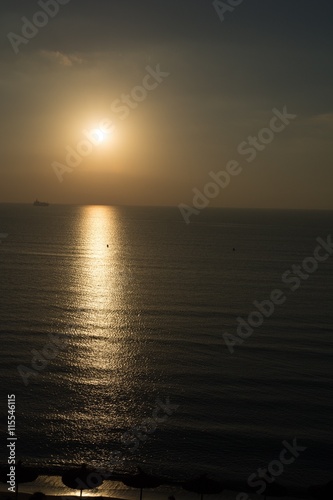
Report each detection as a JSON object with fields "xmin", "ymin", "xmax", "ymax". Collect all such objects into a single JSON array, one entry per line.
[{"xmin": 0, "ymin": 0, "xmax": 332, "ymax": 208}]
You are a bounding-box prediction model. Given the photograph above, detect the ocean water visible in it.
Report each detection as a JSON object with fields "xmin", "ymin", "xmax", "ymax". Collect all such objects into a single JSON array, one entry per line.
[{"xmin": 0, "ymin": 205, "xmax": 332, "ymax": 488}]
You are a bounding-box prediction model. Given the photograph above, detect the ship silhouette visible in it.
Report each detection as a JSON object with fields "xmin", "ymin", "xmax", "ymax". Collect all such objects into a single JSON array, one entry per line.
[{"xmin": 33, "ymin": 199, "xmax": 49, "ymax": 206}]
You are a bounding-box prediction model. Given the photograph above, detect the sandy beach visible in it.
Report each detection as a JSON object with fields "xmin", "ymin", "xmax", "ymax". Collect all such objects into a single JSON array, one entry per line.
[{"xmin": 0, "ymin": 474, "xmax": 312, "ymax": 500}]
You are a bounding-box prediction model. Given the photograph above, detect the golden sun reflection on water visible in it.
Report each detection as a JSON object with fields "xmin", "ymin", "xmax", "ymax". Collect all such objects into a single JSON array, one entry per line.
[
  {"xmin": 68, "ymin": 205, "xmax": 132, "ymax": 383},
  {"xmin": 78, "ymin": 205, "xmax": 125, "ymax": 313},
  {"xmin": 60, "ymin": 205, "xmax": 144, "ymax": 445}
]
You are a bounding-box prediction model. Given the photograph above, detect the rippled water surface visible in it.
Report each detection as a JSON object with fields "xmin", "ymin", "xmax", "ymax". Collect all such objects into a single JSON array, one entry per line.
[{"xmin": 0, "ymin": 205, "xmax": 332, "ymax": 484}]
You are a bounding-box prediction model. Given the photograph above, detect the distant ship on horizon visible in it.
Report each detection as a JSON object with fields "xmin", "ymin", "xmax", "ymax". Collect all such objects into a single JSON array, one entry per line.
[{"xmin": 33, "ymin": 199, "xmax": 49, "ymax": 206}]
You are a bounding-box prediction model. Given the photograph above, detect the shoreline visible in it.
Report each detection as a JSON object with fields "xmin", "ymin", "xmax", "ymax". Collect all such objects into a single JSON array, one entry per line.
[{"xmin": 0, "ymin": 472, "xmax": 313, "ymax": 500}]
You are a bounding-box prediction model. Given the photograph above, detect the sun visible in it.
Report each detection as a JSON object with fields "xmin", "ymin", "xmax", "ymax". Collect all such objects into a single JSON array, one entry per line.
[
  {"xmin": 90, "ymin": 124, "xmax": 116, "ymax": 145},
  {"xmin": 92, "ymin": 128, "xmax": 106, "ymax": 143},
  {"xmin": 84, "ymin": 121, "xmax": 116, "ymax": 146}
]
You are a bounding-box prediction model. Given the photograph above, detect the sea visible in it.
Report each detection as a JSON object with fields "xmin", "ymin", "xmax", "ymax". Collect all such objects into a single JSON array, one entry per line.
[{"xmin": 0, "ymin": 205, "xmax": 332, "ymax": 495}]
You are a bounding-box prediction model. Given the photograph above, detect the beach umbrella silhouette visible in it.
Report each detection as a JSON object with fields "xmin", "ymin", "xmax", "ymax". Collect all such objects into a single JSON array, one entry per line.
[
  {"xmin": 0, "ymin": 461, "xmax": 39, "ymax": 500},
  {"xmin": 122, "ymin": 467, "xmax": 162, "ymax": 500},
  {"xmin": 259, "ymin": 482, "xmax": 288, "ymax": 500},
  {"xmin": 62, "ymin": 464, "xmax": 104, "ymax": 497},
  {"xmin": 308, "ymin": 480, "xmax": 333, "ymax": 499},
  {"xmin": 243, "ymin": 474, "xmax": 288, "ymax": 500},
  {"xmin": 182, "ymin": 474, "xmax": 223, "ymax": 500},
  {"xmin": 28, "ymin": 493, "xmax": 46, "ymax": 500}
]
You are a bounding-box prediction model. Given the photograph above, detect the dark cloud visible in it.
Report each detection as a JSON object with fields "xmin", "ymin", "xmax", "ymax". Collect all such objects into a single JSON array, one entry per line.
[{"xmin": 0, "ymin": 0, "xmax": 332, "ymax": 54}]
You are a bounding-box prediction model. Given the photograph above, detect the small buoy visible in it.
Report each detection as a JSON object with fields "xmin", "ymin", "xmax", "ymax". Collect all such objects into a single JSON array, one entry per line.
[
  {"xmin": 233, "ymin": 247, "xmax": 236, "ymax": 251},
  {"xmin": 107, "ymin": 244, "xmax": 109, "ymax": 248}
]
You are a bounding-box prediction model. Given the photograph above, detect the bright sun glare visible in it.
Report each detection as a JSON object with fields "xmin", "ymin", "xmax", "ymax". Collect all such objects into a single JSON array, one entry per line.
[
  {"xmin": 84, "ymin": 122, "xmax": 116, "ymax": 148},
  {"xmin": 93, "ymin": 128, "xmax": 106, "ymax": 143}
]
